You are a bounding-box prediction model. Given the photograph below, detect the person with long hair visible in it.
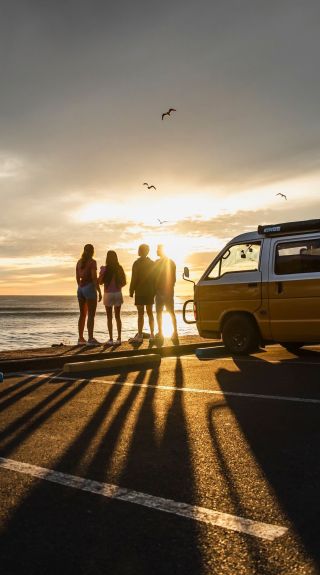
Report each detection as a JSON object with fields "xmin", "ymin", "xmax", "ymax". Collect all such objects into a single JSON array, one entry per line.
[
  {"xmin": 98, "ymin": 250, "xmax": 126, "ymax": 345},
  {"xmin": 76, "ymin": 244, "xmax": 102, "ymax": 345}
]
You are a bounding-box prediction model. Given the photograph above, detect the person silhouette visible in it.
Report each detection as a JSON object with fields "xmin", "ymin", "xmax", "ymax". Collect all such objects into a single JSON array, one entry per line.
[
  {"xmin": 129, "ymin": 244, "xmax": 155, "ymax": 344},
  {"xmin": 154, "ymin": 244, "xmax": 179, "ymax": 345},
  {"xmin": 76, "ymin": 243, "xmax": 102, "ymax": 346},
  {"xmin": 98, "ymin": 250, "xmax": 126, "ymax": 346}
]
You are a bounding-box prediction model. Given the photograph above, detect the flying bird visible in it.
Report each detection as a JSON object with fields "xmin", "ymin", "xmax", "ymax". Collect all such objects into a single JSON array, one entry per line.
[
  {"xmin": 143, "ymin": 182, "xmax": 156, "ymax": 190},
  {"xmin": 276, "ymin": 193, "xmax": 287, "ymax": 200},
  {"xmin": 157, "ymin": 219, "xmax": 168, "ymax": 225},
  {"xmin": 162, "ymin": 108, "xmax": 176, "ymax": 120}
]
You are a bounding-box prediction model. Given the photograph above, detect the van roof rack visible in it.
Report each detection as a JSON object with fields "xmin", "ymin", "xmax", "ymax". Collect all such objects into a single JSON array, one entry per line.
[{"xmin": 258, "ymin": 219, "xmax": 320, "ymax": 236}]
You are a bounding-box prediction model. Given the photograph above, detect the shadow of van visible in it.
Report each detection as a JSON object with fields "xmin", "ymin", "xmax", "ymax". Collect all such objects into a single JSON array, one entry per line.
[{"xmin": 211, "ymin": 353, "xmax": 320, "ymax": 568}]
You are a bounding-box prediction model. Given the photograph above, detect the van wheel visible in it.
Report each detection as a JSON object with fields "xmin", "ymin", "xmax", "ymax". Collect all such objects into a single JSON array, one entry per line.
[
  {"xmin": 281, "ymin": 342, "xmax": 305, "ymax": 354},
  {"xmin": 222, "ymin": 314, "xmax": 259, "ymax": 355}
]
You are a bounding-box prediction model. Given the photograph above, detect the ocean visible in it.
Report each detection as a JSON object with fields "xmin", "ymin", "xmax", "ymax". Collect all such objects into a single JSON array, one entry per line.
[{"xmin": 0, "ymin": 295, "xmax": 197, "ymax": 350}]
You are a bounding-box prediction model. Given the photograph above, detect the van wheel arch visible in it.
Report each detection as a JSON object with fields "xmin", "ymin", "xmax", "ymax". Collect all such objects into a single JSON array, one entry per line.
[{"xmin": 221, "ymin": 312, "xmax": 261, "ymax": 355}]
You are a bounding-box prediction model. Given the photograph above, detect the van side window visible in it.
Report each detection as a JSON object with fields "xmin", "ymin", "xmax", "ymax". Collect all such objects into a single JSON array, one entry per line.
[
  {"xmin": 275, "ymin": 240, "xmax": 320, "ymax": 275},
  {"xmin": 206, "ymin": 243, "xmax": 261, "ymax": 279}
]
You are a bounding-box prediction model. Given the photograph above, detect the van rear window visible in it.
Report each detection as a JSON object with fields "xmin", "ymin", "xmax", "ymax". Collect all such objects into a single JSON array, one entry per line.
[{"xmin": 275, "ymin": 240, "xmax": 320, "ymax": 275}]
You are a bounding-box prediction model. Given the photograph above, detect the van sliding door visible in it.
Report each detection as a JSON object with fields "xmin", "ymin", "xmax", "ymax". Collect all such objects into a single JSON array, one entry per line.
[{"xmin": 268, "ymin": 236, "xmax": 320, "ymax": 341}]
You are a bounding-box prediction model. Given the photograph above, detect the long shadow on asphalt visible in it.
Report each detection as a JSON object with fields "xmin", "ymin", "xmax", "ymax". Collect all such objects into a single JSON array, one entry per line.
[
  {"xmin": 0, "ymin": 362, "xmax": 204, "ymax": 575},
  {"xmin": 212, "ymin": 353, "xmax": 320, "ymax": 570},
  {"xmin": 0, "ymin": 374, "xmax": 37, "ymax": 400},
  {"xmin": 53, "ymin": 370, "xmax": 147, "ymax": 478},
  {"xmin": 0, "ymin": 373, "xmax": 90, "ymax": 456},
  {"xmin": 207, "ymin": 395, "xmax": 275, "ymax": 575},
  {"xmin": 0, "ymin": 375, "xmax": 55, "ymax": 413}
]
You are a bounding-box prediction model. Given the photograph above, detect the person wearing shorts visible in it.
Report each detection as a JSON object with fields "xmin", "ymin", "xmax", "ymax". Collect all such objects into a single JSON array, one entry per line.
[
  {"xmin": 129, "ymin": 244, "xmax": 155, "ymax": 344},
  {"xmin": 154, "ymin": 244, "xmax": 179, "ymax": 345},
  {"xmin": 98, "ymin": 250, "xmax": 126, "ymax": 346},
  {"xmin": 76, "ymin": 244, "xmax": 102, "ymax": 345}
]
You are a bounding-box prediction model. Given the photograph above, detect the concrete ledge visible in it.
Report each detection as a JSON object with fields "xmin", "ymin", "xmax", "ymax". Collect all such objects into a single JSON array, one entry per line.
[
  {"xmin": 0, "ymin": 339, "xmax": 222, "ymax": 373},
  {"xmin": 63, "ymin": 353, "xmax": 161, "ymax": 373}
]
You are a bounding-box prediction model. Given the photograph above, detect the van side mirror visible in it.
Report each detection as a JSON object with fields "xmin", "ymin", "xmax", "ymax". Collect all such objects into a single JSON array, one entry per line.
[{"xmin": 183, "ymin": 266, "xmax": 195, "ymax": 285}]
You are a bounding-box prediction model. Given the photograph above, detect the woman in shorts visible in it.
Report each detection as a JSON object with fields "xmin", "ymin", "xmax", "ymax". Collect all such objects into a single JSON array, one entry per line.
[
  {"xmin": 98, "ymin": 250, "xmax": 126, "ymax": 346},
  {"xmin": 76, "ymin": 244, "xmax": 102, "ymax": 345}
]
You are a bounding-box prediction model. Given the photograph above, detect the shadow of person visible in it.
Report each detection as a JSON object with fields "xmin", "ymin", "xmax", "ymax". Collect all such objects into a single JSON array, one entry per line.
[
  {"xmin": 212, "ymin": 353, "xmax": 320, "ymax": 569},
  {"xmin": 0, "ymin": 370, "xmax": 142, "ymax": 574},
  {"xmin": 114, "ymin": 359, "xmax": 204, "ymax": 574},
  {"xmin": 0, "ymin": 373, "xmax": 91, "ymax": 455},
  {"xmin": 207, "ymin": 398, "xmax": 274, "ymax": 575},
  {"xmin": 0, "ymin": 374, "xmax": 38, "ymax": 400},
  {"xmin": 0, "ymin": 364, "xmax": 204, "ymax": 575}
]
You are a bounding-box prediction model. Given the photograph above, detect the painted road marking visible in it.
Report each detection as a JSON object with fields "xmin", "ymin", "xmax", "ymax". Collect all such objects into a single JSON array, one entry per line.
[
  {"xmin": 0, "ymin": 457, "xmax": 287, "ymax": 541},
  {"xmin": 165, "ymin": 355, "xmax": 320, "ymax": 366},
  {"xmin": 9, "ymin": 372, "xmax": 320, "ymax": 406},
  {"xmin": 198, "ymin": 358, "xmax": 320, "ymax": 366}
]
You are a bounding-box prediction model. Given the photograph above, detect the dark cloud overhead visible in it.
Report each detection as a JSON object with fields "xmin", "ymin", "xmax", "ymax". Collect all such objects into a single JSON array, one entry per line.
[{"xmin": 2, "ymin": 1, "xmax": 320, "ymax": 180}]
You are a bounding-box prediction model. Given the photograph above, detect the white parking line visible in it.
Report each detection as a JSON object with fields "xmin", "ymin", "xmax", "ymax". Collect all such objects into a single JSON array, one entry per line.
[
  {"xmin": 8, "ymin": 372, "xmax": 320, "ymax": 405},
  {"xmin": 203, "ymin": 358, "xmax": 320, "ymax": 366},
  {"xmin": 0, "ymin": 456, "xmax": 287, "ymax": 541},
  {"xmin": 165, "ymin": 355, "xmax": 320, "ymax": 367}
]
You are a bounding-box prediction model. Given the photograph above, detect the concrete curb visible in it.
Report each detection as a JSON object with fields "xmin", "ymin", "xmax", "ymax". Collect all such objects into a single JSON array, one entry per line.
[
  {"xmin": 0, "ymin": 341, "xmax": 222, "ymax": 373},
  {"xmin": 64, "ymin": 353, "xmax": 161, "ymax": 373}
]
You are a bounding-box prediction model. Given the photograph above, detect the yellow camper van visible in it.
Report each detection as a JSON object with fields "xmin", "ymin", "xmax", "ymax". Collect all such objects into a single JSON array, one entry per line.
[{"xmin": 183, "ymin": 219, "xmax": 320, "ymax": 354}]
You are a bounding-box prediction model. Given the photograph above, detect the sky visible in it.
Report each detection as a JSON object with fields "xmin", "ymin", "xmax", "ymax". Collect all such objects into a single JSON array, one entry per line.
[{"xmin": 1, "ymin": 0, "xmax": 320, "ymax": 295}]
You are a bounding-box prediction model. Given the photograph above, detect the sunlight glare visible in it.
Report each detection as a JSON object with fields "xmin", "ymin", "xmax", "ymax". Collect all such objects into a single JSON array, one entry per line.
[{"xmin": 161, "ymin": 312, "xmax": 175, "ymax": 338}]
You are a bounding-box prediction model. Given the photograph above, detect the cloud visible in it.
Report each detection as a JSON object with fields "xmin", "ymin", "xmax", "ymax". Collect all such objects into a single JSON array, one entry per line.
[
  {"xmin": 1, "ymin": 1, "xmax": 320, "ymax": 294},
  {"xmin": 185, "ymin": 251, "xmax": 215, "ymax": 273},
  {"xmin": 0, "ymin": 153, "xmax": 26, "ymax": 179},
  {"xmin": 174, "ymin": 199, "xmax": 320, "ymax": 241},
  {"xmin": 2, "ymin": 1, "xmax": 320, "ymax": 190}
]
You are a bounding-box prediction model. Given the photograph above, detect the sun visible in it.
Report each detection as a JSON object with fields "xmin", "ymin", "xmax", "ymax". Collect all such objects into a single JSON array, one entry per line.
[{"xmin": 145, "ymin": 235, "xmax": 190, "ymax": 268}]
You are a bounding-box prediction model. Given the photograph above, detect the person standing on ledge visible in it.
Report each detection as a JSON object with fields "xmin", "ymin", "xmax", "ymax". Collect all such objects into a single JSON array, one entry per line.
[
  {"xmin": 129, "ymin": 244, "xmax": 155, "ymax": 344},
  {"xmin": 98, "ymin": 250, "xmax": 126, "ymax": 346},
  {"xmin": 76, "ymin": 243, "xmax": 102, "ymax": 346},
  {"xmin": 154, "ymin": 244, "xmax": 179, "ymax": 346}
]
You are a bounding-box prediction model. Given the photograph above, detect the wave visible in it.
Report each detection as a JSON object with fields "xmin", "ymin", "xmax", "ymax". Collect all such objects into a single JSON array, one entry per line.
[
  {"xmin": 0, "ymin": 307, "xmax": 69, "ymax": 312},
  {"xmin": 1, "ymin": 309, "xmax": 185, "ymax": 317},
  {"xmin": 1, "ymin": 310, "xmax": 137, "ymax": 317}
]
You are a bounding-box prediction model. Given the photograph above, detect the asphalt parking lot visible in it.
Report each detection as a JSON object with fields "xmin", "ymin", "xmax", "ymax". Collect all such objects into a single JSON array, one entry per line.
[{"xmin": 1, "ymin": 345, "xmax": 320, "ymax": 575}]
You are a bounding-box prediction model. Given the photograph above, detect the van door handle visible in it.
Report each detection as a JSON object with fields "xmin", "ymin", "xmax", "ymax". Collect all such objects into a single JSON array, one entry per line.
[
  {"xmin": 248, "ymin": 282, "xmax": 257, "ymax": 287},
  {"xmin": 277, "ymin": 281, "xmax": 283, "ymax": 294}
]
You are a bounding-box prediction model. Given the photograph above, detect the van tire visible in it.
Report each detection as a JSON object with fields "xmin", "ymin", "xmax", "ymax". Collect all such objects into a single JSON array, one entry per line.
[
  {"xmin": 281, "ymin": 342, "xmax": 305, "ymax": 354},
  {"xmin": 222, "ymin": 314, "xmax": 259, "ymax": 355}
]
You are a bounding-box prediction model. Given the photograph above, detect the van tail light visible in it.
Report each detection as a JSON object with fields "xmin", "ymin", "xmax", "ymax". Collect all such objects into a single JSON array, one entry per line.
[{"xmin": 193, "ymin": 302, "xmax": 197, "ymax": 321}]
